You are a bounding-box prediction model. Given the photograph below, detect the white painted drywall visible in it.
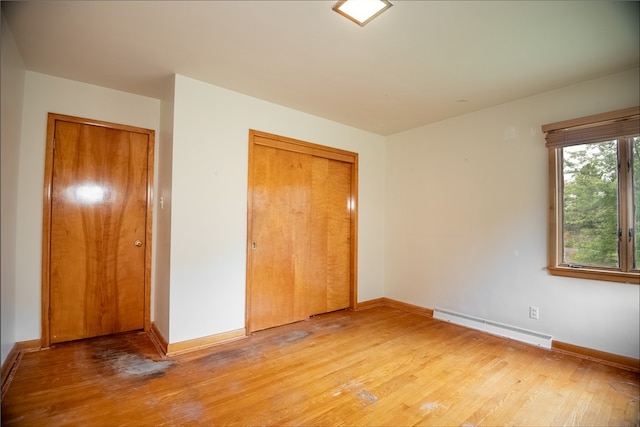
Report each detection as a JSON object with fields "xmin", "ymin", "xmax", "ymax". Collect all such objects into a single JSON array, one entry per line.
[
  {"xmin": 167, "ymin": 75, "xmax": 386, "ymax": 343},
  {"xmin": 385, "ymin": 68, "xmax": 640, "ymax": 358},
  {"xmin": 14, "ymin": 72, "xmax": 160, "ymax": 342},
  {"xmin": 152, "ymin": 77, "xmax": 176, "ymax": 341},
  {"xmin": 1, "ymin": 14, "xmax": 26, "ymax": 365}
]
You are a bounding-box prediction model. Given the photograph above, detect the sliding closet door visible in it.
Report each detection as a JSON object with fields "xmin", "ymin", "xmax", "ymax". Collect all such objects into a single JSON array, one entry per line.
[
  {"xmin": 249, "ymin": 145, "xmax": 312, "ymax": 331},
  {"xmin": 308, "ymin": 157, "xmax": 352, "ymax": 315},
  {"xmin": 247, "ymin": 130, "xmax": 358, "ymax": 333}
]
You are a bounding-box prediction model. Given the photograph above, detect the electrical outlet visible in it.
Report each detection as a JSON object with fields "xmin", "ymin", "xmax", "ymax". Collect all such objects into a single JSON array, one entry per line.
[{"xmin": 529, "ymin": 306, "xmax": 539, "ymax": 320}]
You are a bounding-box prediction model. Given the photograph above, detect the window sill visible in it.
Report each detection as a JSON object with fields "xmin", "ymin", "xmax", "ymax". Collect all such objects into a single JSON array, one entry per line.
[{"xmin": 548, "ymin": 266, "xmax": 639, "ymax": 284}]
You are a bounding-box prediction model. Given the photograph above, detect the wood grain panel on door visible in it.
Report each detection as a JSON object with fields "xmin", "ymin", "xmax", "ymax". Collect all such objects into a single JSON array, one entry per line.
[
  {"xmin": 249, "ymin": 145, "xmax": 312, "ymax": 331},
  {"xmin": 43, "ymin": 114, "xmax": 154, "ymax": 345},
  {"xmin": 308, "ymin": 157, "xmax": 352, "ymax": 315},
  {"xmin": 247, "ymin": 130, "xmax": 358, "ymax": 333}
]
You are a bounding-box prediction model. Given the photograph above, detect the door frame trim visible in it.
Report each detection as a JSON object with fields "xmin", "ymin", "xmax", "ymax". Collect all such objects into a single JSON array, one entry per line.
[
  {"xmin": 41, "ymin": 113, "xmax": 155, "ymax": 348},
  {"xmin": 245, "ymin": 129, "xmax": 359, "ymax": 333}
]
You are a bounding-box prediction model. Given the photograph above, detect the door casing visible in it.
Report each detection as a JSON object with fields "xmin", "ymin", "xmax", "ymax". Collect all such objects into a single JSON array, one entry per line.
[{"xmin": 41, "ymin": 113, "xmax": 155, "ymax": 348}]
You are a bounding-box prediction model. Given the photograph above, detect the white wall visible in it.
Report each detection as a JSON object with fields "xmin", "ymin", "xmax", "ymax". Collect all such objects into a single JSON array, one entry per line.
[
  {"xmin": 167, "ymin": 75, "xmax": 386, "ymax": 343},
  {"xmin": 153, "ymin": 76, "xmax": 176, "ymax": 340},
  {"xmin": 14, "ymin": 72, "xmax": 160, "ymax": 342},
  {"xmin": 385, "ymin": 68, "xmax": 640, "ymax": 358},
  {"xmin": 1, "ymin": 13, "xmax": 26, "ymax": 365}
]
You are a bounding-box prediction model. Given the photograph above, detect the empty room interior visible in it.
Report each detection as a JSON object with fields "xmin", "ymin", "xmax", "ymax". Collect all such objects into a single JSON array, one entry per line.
[{"xmin": 1, "ymin": 1, "xmax": 639, "ymax": 426}]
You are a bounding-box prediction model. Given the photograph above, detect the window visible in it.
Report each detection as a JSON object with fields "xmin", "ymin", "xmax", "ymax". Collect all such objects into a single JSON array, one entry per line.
[{"xmin": 543, "ymin": 107, "xmax": 639, "ymax": 283}]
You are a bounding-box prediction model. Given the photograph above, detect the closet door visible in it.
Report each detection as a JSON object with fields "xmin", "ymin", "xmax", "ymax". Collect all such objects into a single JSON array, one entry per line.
[
  {"xmin": 249, "ymin": 145, "xmax": 312, "ymax": 331},
  {"xmin": 247, "ymin": 130, "xmax": 357, "ymax": 333},
  {"xmin": 308, "ymin": 157, "xmax": 352, "ymax": 315}
]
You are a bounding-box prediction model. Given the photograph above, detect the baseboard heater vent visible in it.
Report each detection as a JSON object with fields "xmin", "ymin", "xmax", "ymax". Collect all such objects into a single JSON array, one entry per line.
[{"xmin": 433, "ymin": 308, "xmax": 552, "ymax": 349}]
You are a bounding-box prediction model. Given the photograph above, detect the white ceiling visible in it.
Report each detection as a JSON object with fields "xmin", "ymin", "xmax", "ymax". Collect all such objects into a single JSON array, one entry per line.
[{"xmin": 2, "ymin": 1, "xmax": 638, "ymax": 136}]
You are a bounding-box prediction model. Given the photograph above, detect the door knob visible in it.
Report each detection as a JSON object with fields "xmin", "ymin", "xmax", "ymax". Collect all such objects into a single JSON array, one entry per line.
[{"xmin": 135, "ymin": 240, "xmax": 143, "ymax": 247}]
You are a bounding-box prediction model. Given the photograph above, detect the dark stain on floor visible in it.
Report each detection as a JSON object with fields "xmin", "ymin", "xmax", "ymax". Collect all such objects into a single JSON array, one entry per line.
[
  {"xmin": 275, "ymin": 330, "xmax": 312, "ymax": 346},
  {"xmin": 90, "ymin": 336, "xmax": 174, "ymax": 379},
  {"xmin": 203, "ymin": 347, "xmax": 261, "ymax": 367}
]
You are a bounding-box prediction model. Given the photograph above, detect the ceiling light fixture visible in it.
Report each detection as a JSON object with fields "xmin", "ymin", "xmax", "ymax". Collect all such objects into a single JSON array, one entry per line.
[{"xmin": 332, "ymin": 0, "xmax": 393, "ymax": 27}]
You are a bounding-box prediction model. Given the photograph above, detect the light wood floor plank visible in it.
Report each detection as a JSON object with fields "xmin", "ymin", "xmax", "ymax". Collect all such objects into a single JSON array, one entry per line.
[{"xmin": 2, "ymin": 306, "xmax": 638, "ymax": 426}]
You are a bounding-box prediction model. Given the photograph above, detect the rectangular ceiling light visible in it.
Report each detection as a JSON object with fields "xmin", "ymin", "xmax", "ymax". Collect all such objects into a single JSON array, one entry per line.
[{"xmin": 333, "ymin": 0, "xmax": 393, "ymax": 26}]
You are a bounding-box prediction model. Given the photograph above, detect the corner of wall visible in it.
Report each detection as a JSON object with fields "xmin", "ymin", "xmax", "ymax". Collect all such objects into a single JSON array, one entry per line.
[
  {"xmin": 1, "ymin": 12, "xmax": 26, "ymax": 366},
  {"xmin": 151, "ymin": 76, "xmax": 177, "ymax": 341}
]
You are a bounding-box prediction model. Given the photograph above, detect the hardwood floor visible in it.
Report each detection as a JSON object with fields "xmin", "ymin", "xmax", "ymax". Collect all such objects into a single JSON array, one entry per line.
[{"xmin": 2, "ymin": 306, "xmax": 638, "ymax": 426}]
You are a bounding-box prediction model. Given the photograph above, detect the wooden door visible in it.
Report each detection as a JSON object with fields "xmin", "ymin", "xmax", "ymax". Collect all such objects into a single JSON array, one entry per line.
[
  {"xmin": 247, "ymin": 130, "xmax": 357, "ymax": 332},
  {"xmin": 43, "ymin": 114, "xmax": 154, "ymax": 345},
  {"xmin": 308, "ymin": 157, "xmax": 352, "ymax": 315},
  {"xmin": 249, "ymin": 145, "xmax": 312, "ymax": 331}
]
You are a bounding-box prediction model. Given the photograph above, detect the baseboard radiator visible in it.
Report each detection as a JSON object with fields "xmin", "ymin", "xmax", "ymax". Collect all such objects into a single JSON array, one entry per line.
[{"xmin": 433, "ymin": 308, "xmax": 553, "ymax": 349}]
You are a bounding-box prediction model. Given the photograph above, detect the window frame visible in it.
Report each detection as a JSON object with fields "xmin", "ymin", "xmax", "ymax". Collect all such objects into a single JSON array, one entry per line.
[{"xmin": 543, "ymin": 107, "xmax": 640, "ymax": 284}]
